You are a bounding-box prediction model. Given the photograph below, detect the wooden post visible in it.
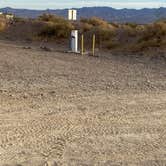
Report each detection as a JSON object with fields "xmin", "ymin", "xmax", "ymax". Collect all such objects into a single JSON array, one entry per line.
[
  {"xmin": 81, "ymin": 34, "xmax": 84, "ymax": 55},
  {"xmin": 92, "ymin": 34, "xmax": 96, "ymax": 56}
]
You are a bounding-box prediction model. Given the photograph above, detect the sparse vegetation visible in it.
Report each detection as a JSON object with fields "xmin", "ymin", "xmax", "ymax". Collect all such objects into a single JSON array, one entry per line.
[{"xmin": 0, "ymin": 13, "xmax": 166, "ymax": 52}]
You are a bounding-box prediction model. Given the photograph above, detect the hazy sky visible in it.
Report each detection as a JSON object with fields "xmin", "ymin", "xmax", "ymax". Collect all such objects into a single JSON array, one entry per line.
[{"xmin": 0, "ymin": 0, "xmax": 166, "ymax": 9}]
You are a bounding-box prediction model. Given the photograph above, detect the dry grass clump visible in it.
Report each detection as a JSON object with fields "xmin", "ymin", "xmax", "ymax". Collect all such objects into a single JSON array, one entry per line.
[{"xmin": 80, "ymin": 17, "xmax": 117, "ymax": 48}]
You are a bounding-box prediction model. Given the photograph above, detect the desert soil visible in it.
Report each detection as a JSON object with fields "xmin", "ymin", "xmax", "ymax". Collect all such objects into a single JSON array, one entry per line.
[{"xmin": 0, "ymin": 41, "xmax": 166, "ymax": 166}]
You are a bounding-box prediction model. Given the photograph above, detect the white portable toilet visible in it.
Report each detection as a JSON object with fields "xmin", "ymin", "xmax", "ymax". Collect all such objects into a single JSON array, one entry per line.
[
  {"xmin": 68, "ymin": 10, "xmax": 77, "ymax": 21},
  {"xmin": 71, "ymin": 30, "xmax": 78, "ymax": 52},
  {"xmin": 68, "ymin": 9, "xmax": 78, "ymax": 53}
]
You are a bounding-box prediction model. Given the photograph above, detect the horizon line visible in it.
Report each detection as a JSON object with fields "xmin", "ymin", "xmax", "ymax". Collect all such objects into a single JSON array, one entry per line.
[{"xmin": 0, "ymin": 6, "xmax": 166, "ymax": 11}]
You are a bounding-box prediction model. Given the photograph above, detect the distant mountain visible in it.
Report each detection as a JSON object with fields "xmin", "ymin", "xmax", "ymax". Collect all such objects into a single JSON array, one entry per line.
[{"xmin": 1, "ymin": 7, "xmax": 166, "ymax": 24}]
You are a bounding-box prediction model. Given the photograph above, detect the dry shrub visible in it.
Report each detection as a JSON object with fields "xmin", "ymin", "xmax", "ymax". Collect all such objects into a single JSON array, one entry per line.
[
  {"xmin": 81, "ymin": 22, "xmax": 93, "ymax": 32},
  {"xmin": 141, "ymin": 39, "xmax": 161, "ymax": 47},
  {"xmin": 77, "ymin": 17, "xmax": 117, "ymax": 50},
  {"xmin": 81, "ymin": 17, "xmax": 108, "ymax": 27},
  {"xmin": 81, "ymin": 17, "xmax": 116, "ymax": 30},
  {"xmin": 130, "ymin": 39, "xmax": 161, "ymax": 52},
  {"xmin": 119, "ymin": 21, "xmax": 166, "ymax": 52},
  {"xmin": 110, "ymin": 22, "xmax": 119, "ymax": 28},
  {"xmin": 154, "ymin": 21, "xmax": 166, "ymax": 36},
  {"xmin": 38, "ymin": 14, "xmax": 74, "ymax": 39},
  {"xmin": 134, "ymin": 21, "xmax": 166, "ymax": 50},
  {"xmin": 0, "ymin": 19, "xmax": 46, "ymax": 41},
  {"xmin": 121, "ymin": 24, "xmax": 138, "ymax": 37},
  {"xmin": 38, "ymin": 22, "xmax": 73, "ymax": 39},
  {"xmin": 106, "ymin": 40, "xmax": 120, "ymax": 49},
  {"xmin": 0, "ymin": 16, "xmax": 7, "ymax": 31},
  {"xmin": 95, "ymin": 26, "xmax": 116, "ymax": 41},
  {"xmin": 139, "ymin": 22, "xmax": 166, "ymax": 42},
  {"xmin": 13, "ymin": 16, "xmax": 27, "ymax": 23},
  {"xmin": 135, "ymin": 25, "xmax": 146, "ymax": 33},
  {"xmin": 125, "ymin": 22, "xmax": 138, "ymax": 29},
  {"xmin": 80, "ymin": 17, "xmax": 116, "ymax": 42},
  {"xmin": 39, "ymin": 14, "xmax": 65, "ymax": 24},
  {"xmin": 0, "ymin": 22, "xmax": 6, "ymax": 31}
]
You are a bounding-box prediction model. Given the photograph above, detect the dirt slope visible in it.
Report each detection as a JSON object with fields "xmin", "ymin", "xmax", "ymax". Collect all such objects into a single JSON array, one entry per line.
[{"xmin": 0, "ymin": 41, "xmax": 166, "ymax": 166}]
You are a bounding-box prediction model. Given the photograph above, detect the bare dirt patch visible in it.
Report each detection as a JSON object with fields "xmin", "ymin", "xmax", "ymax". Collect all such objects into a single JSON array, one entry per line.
[{"xmin": 0, "ymin": 41, "xmax": 166, "ymax": 166}]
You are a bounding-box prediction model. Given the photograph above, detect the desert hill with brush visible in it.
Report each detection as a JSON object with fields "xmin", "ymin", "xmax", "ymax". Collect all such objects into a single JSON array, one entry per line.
[{"xmin": 0, "ymin": 13, "xmax": 166, "ymax": 54}]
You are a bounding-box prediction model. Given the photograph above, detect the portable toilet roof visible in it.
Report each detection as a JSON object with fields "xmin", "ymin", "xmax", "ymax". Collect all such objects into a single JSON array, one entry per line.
[{"xmin": 68, "ymin": 9, "xmax": 77, "ymax": 21}]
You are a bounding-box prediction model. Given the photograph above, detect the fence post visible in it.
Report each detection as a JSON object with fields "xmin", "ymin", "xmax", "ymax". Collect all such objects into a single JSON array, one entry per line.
[
  {"xmin": 92, "ymin": 34, "xmax": 96, "ymax": 56},
  {"xmin": 81, "ymin": 34, "xmax": 84, "ymax": 55}
]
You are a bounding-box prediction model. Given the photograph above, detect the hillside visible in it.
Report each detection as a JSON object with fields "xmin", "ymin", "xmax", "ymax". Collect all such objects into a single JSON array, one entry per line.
[
  {"xmin": 1, "ymin": 7, "xmax": 166, "ymax": 23},
  {"xmin": 0, "ymin": 14, "xmax": 166, "ymax": 54}
]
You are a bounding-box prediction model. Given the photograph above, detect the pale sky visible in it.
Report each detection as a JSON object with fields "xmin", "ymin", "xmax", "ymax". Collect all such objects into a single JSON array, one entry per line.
[{"xmin": 0, "ymin": 0, "xmax": 166, "ymax": 9}]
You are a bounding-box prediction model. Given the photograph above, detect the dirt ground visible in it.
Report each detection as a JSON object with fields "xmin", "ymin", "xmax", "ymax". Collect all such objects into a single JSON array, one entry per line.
[{"xmin": 0, "ymin": 41, "xmax": 166, "ymax": 166}]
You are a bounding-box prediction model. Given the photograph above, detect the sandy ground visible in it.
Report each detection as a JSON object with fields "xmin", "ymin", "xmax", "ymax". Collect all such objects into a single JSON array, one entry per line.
[{"xmin": 0, "ymin": 41, "xmax": 166, "ymax": 166}]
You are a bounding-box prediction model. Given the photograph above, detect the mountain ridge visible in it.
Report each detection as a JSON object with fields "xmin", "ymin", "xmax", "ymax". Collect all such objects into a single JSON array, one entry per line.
[{"xmin": 0, "ymin": 7, "xmax": 166, "ymax": 24}]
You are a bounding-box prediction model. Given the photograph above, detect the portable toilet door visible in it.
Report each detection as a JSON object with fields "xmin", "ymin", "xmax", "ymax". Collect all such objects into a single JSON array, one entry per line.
[{"xmin": 71, "ymin": 30, "xmax": 78, "ymax": 53}]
